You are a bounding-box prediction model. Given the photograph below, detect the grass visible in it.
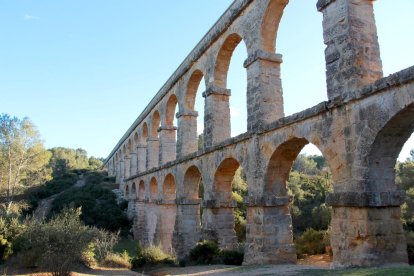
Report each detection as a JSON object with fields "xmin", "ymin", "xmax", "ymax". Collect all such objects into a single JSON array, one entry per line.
[{"xmin": 113, "ymin": 238, "xmax": 140, "ymax": 258}]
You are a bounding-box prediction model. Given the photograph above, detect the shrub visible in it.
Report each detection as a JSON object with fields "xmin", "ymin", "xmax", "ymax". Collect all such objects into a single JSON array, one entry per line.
[
  {"xmin": 132, "ymin": 245, "xmax": 176, "ymax": 268},
  {"xmin": 220, "ymin": 249, "xmax": 244, "ymax": 265},
  {"xmin": 101, "ymin": 252, "xmax": 132, "ymax": 269},
  {"xmin": 188, "ymin": 240, "xmax": 220, "ymax": 265},
  {"xmin": 49, "ymin": 172, "xmax": 130, "ymax": 235},
  {"xmin": 406, "ymin": 231, "xmax": 414, "ymax": 265},
  {"xmin": 14, "ymin": 208, "xmax": 110, "ymax": 276},
  {"xmin": 295, "ymin": 228, "xmax": 329, "ymax": 258},
  {"xmin": 0, "ymin": 235, "xmax": 12, "ymax": 263}
]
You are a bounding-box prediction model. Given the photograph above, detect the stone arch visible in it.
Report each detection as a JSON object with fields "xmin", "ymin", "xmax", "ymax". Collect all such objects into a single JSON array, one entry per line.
[
  {"xmin": 151, "ymin": 111, "xmax": 161, "ymax": 138},
  {"xmin": 261, "ymin": 0, "xmax": 288, "ymax": 53},
  {"xmin": 131, "ymin": 182, "xmax": 137, "ymax": 199},
  {"xmin": 183, "ymin": 165, "xmax": 203, "ymax": 200},
  {"xmin": 127, "ymin": 138, "xmax": 132, "ymax": 153},
  {"xmin": 134, "ymin": 132, "xmax": 139, "ymax": 146},
  {"xmin": 265, "ymin": 137, "xmax": 310, "ymax": 196},
  {"xmin": 160, "ymin": 173, "xmax": 177, "ymax": 252},
  {"xmin": 141, "ymin": 123, "xmax": 149, "ymax": 144},
  {"xmin": 214, "ymin": 33, "xmax": 244, "ymax": 88},
  {"xmin": 149, "ymin": 177, "xmax": 158, "ymax": 202},
  {"xmin": 185, "ymin": 69, "xmax": 204, "ymax": 111},
  {"xmin": 162, "ymin": 174, "xmax": 176, "ymax": 201},
  {"xmin": 164, "ymin": 94, "xmax": 178, "ymax": 127},
  {"xmin": 124, "ymin": 184, "xmax": 129, "ymax": 198},
  {"xmin": 214, "ymin": 157, "xmax": 241, "ymax": 201},
  {"xmin": 365, "ymin": 103, "xmax": 414, "ymax": 192},
  {"xmin": 138, "ymin": 180, "xmax": 145, "ymax": 201}
]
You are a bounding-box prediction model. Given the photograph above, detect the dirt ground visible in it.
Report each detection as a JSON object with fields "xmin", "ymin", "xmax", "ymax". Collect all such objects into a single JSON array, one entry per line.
[{"xmin": 1, "ymin": 254, "xmax": 332, "ymax": 276}]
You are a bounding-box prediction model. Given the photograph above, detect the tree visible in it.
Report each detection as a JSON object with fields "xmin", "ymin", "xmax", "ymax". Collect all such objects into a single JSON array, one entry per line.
[
  {"xmin": 0, "ymin": 114, "xmax": 51, "ymax": 213},
  {"xmin": 48, "ymin": 147, "xmax": 89, "ymax": 176}
]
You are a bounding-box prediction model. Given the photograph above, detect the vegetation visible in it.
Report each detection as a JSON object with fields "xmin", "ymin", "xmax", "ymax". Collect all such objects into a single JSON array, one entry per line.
[
  {"xmin": 49, "ymin": 171, "xmax": 129, "ymax": 234},
  {"xmin": 0, "ymin": 114, "xmax": 52, "ymax": 215},
  {"xmin": 186, "ymin": 240, "xmax": 244, "ymax": 266},
  {"xmin": 132, "ymin": 244, "xmax": 176, "ymax": 268}
]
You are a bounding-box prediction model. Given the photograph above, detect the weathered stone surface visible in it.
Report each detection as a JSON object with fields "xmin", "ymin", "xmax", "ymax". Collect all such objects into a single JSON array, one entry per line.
[{"xmin": 105, "ymin": 0, "xmax": 412, "ymax": 268}]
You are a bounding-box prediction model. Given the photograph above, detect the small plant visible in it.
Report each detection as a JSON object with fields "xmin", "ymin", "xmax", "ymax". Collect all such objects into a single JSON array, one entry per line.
[
  {"xmin": 132, "ymin": 245, "xmax": 176, "ymax": 268},
  {"xmin": 220, "ymin": 249, "xmax": 244, "ymax": 265},
  {"xmin": 101, "ymin": 251, "xmax": 132, "ymax": 269},
  {"xmin": 295, "ymin": 228, "xmax": 329, "ymax": 258},
  {"xmin": 188, "ymin": 240, "xmax": 220, "ymax": 265}
]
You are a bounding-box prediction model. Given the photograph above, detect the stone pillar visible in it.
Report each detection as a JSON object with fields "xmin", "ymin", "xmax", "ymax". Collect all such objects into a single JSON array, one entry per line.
[
  {"xmin": 124, "ymin": 156, "xmax": 131, "ymax": 180},
  {"xmin": 203, "ymin": 85, "xmax": 231, "ymax": 149},
  {"xmin": 172, "ymin": 198, "xmax": 202, "ymax": 259},
  {"xmin": 144, "ymin": 199, "xmax": 159, "ymax": 246},
  {"xmin": 119, "ymin": 159, "xmax": 125, "ymax": 183},
  {"xmin": 158, "ymin": 200, "xmax": 177, "ymax": 254},
  {"xmin": 176, "ymin": 110, "xmax": 199, "ymax": 157},
  {"xmin": 147, "ymin": 138, "xmax": 160, "ymax": 169},
  {"xmin": 243, "ymin": 196, "xmax": 296, "ymax": 265},
  {"xmin": 130, "ymin": 150, "xmax": 138, "ymax": 176},
  {"xmin": 159, "ymin": 126, "xmax": 177, "ymax": 165},
  {"xmin": 244, "ymin": 50, "xmax": 284, "ymax": 132},
  {"xmin": 133, "ymin": 200, "xmax": 149, "ymax": 246},
  {"xmin": 115, "ymin": 161, "xmax": 121, "ymax": 184},
  {"xmin": 137, "ymin": 144, "xmax": 147, "ymax": 173},
  {"xmin": 317, "ymin": 0, "xmax": 383, "ymax": 99},
  {"xmin": 201, "ymin": 200, "xmax": 237, "ymax": 249},
  {"xmin": 326, "ymin": 191, "xmax": 408, "ymax": 267}
]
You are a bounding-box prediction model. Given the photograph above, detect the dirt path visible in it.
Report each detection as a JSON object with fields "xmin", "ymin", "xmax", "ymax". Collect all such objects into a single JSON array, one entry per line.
[
  {"xmin": 32, "ymin": 175, "xmax": 86, "ymax": 220},
  {"xmin": 143, "ymin": 264, "xmax": 329, "ymax": 276}
]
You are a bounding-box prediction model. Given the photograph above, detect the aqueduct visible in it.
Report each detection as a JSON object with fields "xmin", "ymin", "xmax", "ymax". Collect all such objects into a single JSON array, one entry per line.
[{"xmin": 104, "ymin": 0, "xmax": 414, "ymax": 267}]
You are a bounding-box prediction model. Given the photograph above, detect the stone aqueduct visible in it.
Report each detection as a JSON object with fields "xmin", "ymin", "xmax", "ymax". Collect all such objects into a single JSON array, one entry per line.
[{"xmin": 104, "ymin": 0, "xmax": 414, "ymax": 267}]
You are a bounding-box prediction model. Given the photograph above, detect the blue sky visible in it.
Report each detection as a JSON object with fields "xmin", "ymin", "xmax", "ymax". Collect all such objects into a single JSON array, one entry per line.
[{"xmin": 1, "ymin": 1, "xmax": 413, "ymax": 160}]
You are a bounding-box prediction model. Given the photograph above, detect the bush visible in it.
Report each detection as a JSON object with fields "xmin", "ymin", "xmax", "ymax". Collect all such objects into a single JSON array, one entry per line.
[
  {"xmin": 0, "ymin": 216, "xmax": 25, "ymax": 263},
  {"xmin": 188, "ymin": 240, "xmax": 220, "ymax": 265},
  {"xmin": 132, "ymin": 245, "xmax": 176, "ymax": 268},
  {"xmin": 220, "ymin": 249, "xmax": 244, "ymax": 265},
  {"xmin": 0, "ymin": 235, "xmax": 12, "ymax": 263},
  {"xmin": 101, "ymin": 252, "xmax": 132, "ymax": 269},
  {"xmin": 49, "ymin": 172, "xmax": 130, "ymax": 235},
  {"xmin": 295, "ymin": 228, "xmax": 329, "ymax": 258},
  {"xmin": 14, "ymin": 208, "xmax": 113, "ymax": 276},
  {"xmin": 406, "ymin": 231, "xmax": 414, "ymax": 265}
]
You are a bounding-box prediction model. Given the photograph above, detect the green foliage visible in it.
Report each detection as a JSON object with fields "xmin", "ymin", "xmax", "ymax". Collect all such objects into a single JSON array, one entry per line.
[
  {"xmin": 132, "ymin": 244, "xmax": 176, "ymax": 268},
  {"xmin": 0, "ymin": 235, "xmax": 12, "ymax": 263},
  {"xmin": 397, "ymin": 160, "xmax": 414, "ymax": 231},
  {"xmin": 187, "ymin": 240, "xmax": 244, "ymax": 266},
  {"xmin": 49, "ymin": 171, "xmax": 130, "ymax": 234},
  {"xmin": 113, "ymin": 239, "xmax": 141, "ymax": 258},
  {"xmin": 0, "ymin": 114, "xmax": 52, "ymax": 212},
  {"xmin": 288, "ymin": 170, "xmax": 332, "ymax": 234},
  {"xmin": 219, "ymin": 249, "xmax": 244, "ymax": 265},
  {"xmin": 188, "ymin": 240, "xmax": 220, "ymax": 265},
  {"xmin": 14, "ymin": 208, "xmax": 113, "ymax": 275},
  {"xmin": 406, "ymin": 231, "xmax": 414, "ymax": 265},
  {"xmin": 295, "ymin": 228, "xmax": 330, "ymax": 258},
  {"xmin": 232, "ymin": 167, "xmax": 247, "ymax": 242},
  {"xmin": 101, "ymin": 252, "xmax": 132, "ymax": 269},
  {"xmin": 48, "ymin": 147, "xmax": 90, "ymax": 177}
]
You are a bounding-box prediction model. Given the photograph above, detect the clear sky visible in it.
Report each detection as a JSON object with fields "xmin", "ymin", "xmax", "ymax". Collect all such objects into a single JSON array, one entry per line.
[{"xmin": 1, "ymin": 1, "xmax": 413, "ymax": 160}]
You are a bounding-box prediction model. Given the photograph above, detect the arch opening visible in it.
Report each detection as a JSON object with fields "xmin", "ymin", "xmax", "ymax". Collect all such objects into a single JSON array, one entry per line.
[
  {"xmin": 213, "ymin": 158, "xmax": 247, "ymax": 245},
  {"xmin": 138, "ymin": 180, "xmax": 145, "ymax": 201},
  {"xmin": 163, "ymin": 174, "xmax": 176, "ymax": 201},
  {"xmin": 215, "ymin": 33, "xmax": 248, "ymax": 137},
  {"xmin": 265, "ymin": 138, "xmax": 333, "ymax": 261}
]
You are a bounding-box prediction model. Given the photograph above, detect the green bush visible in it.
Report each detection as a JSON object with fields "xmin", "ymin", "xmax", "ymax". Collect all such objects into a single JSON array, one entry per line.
[
  {"xmin": 220, "ymin": 249, "xmax": 244, "ymax": 265},
  {"xmin": 101, "ymin": 252, "xmax": 132, "ymax": 269},
  {"xmin": 0, "ymin": 235, "xmax": 12, "ymax": 263},
  {"xmin": 188, "ymin": 240, "xmax": 220, "ymax": 265},
  {"xmin": 49, "ymin": 172, "xmax": 130, "ymax": 235},
  {"xmin": 295, "ymin": 228, "xmax": 329, "ymax": 258},
  {"xmin": 132, "ymin": 244, "xmax": 176, "ymax": 268},
  {"xmin": 406, "ymin": 231, "xmax": 414, "ymax": 265},
  {"xmin": 14, "ymin": 208, "xmax": 115, "ymax": 276}
]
